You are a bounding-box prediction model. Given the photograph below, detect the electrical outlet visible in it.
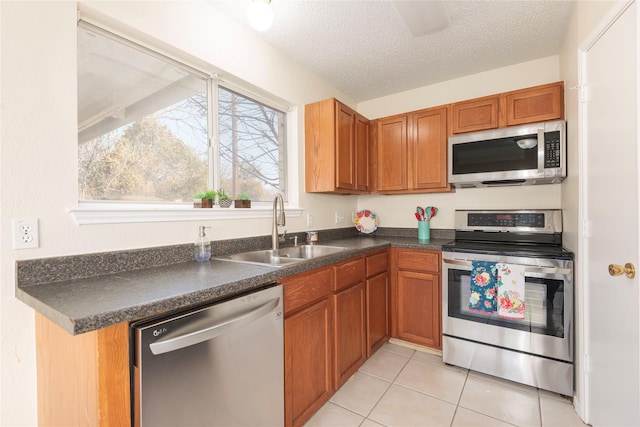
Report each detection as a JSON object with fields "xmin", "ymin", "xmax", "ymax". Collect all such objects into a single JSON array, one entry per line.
[
  {"xmin": 307, "ymin": 213, "xmax": 313, "ymax": 227},
  {"xmin": 13, "ymin": 218, "xmax": 39, "ymax": 249},
  {"xmin": 335, "ymin": 211, "xmax": 345, "ymax": 224}
]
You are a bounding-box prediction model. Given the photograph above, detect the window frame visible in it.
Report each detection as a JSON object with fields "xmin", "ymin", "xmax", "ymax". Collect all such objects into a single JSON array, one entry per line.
[{"xmin": 71, "ymin": 21, "xmax": 298, "ymax": 225}]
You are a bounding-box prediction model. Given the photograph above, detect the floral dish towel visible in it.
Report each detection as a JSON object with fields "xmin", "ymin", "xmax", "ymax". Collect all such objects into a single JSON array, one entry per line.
[
  {"xmin": 496, "ymin": 263, "xmax": 526, "ymax": 320},
  {"xmin": 469, "ymin": 261, "xmax": 497, "ymax": 314}
]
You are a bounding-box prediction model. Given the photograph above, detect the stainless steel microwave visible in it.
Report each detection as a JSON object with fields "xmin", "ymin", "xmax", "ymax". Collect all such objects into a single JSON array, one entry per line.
[{"xmin": 448, "ymin": 120, "xmax": 566, "ymax": 188}]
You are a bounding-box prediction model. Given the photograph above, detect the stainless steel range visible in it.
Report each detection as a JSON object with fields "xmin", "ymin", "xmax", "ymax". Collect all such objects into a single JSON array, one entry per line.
[{"xmin": 442, "ymin": 209, "xmax": 574, "ymax": 396}]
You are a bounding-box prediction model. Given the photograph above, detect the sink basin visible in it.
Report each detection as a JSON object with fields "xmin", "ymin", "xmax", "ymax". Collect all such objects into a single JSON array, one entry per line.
[
  {"xmin": 276, "ymin": 245, "xmax": 346, "ymax": 259},
  {"xmin": 216, "ymin": 245, "xmax": 347, "ymax": 268}
]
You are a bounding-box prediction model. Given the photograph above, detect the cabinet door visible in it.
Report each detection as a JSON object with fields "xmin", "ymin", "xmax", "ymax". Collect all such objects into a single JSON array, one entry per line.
[
  {"xmin": 504, "ymin": 82, "xmax": 564, "ymax": 126},
  {"xmin": 451, "ymin": 96, "xmax": 499, "ymax": 134},
  {"xmin": 336, "ymin": 102, "xmax": 356, "ymax": 190},
  {"xmin": 355, "ymin": 113, "xmax": 370, "ymax": 192},
  {"xmin": 333, "ymin": 282, "xmax": 366, "ymax": 388},
  {"xmin": 366, "ymin": 272, "xmax": 389, "ymax": 356},
  {"xmin": 285, "ymin": 298, "xmax": 333, "ymax": 427},
  {"xmin": 376, "ymin": 115, "xmax": 408, "ymax": 191},
  {"xmin": 396, "ymin": 270, "xmax": 441, "ymax": 349},
  {"xmin": 411, "ymin": 107, "xmax": 448, "ymax": 190}
]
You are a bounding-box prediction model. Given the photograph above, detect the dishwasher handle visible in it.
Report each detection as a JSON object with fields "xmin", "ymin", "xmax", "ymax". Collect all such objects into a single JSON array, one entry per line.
[{"xmin": 149, "ymin": 297, "xmax": 280, "ymax": 355}]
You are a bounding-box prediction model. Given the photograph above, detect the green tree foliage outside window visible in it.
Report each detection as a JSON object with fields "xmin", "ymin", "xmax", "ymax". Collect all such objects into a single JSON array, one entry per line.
[{"xmin": 77, "ymin": 24, "xmax": 287, "ymax": 204}]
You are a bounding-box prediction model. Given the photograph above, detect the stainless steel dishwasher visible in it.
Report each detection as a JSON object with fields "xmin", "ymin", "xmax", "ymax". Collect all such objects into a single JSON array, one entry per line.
[{"xmin": 131, "ymin": 284, "xmax": 284, "ymax": 427}]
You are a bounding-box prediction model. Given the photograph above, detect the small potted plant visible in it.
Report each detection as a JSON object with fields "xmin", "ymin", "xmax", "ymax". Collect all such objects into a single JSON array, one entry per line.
[
  {"xmin": 234, "ymin": 193, "xmax": 252, "ymax": 208},
  {"xmin": 194, "ymin": 190, "xmax": 216, "ymax": 208},
  {"xmin": 216, "ymin": 188, "xmax": 233, "ymax": 208}
]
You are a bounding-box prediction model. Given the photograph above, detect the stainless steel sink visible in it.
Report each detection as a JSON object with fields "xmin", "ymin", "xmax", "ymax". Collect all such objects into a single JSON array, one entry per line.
[
  {"xmin": 215, "ymin": 245, "xmax": 347, "ymax": 268},
  {"xmin": 276, "ymin": 245, "xmax": 346, "ymax": 259}
]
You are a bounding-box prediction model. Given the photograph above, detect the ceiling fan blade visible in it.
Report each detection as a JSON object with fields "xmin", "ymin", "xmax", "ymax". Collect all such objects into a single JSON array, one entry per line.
[{"xmin": 392, "ymin": 0, "xmax": 450, "ymax": 37}]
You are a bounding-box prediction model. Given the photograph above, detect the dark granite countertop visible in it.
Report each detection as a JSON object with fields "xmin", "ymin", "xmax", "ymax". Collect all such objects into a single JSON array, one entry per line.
[{"xmin": 16, "ymin": 231, "xmax": 452, "ymax": 335}]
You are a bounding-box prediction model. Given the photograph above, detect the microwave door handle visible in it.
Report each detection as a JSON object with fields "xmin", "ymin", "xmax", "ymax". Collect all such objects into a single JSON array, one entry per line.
[
  {"xmin": 149, "ymin": 297, "xmax": 280, "ymax": 356},
  {"xmin": 538, "ymin": 128, "xmax": 545, "ymax": 174},
  {"xmin": 442, "ymin": 258, "xmax": 571, "ymax": 276}
]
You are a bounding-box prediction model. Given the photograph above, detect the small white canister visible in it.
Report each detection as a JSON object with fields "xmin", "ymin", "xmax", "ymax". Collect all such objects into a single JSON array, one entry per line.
[{"xmin": 306, "ymin": 231, "xmax": 318, "ymax": 244}]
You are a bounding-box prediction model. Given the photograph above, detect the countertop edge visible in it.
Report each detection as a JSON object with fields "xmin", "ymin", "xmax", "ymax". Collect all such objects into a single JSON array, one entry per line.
[{"xmin": 17, "ymin": 237, "xmax": 449, "ymax": 335}]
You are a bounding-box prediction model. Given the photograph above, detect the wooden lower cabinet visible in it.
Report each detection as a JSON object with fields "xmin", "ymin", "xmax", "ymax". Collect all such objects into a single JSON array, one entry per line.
[
  {"xmin": 284, "ymin": 297, "xmax": 333, "ymax": 427},
  {"xmin": 365, "ymin": 250, "xmax": 390, "ymax": 356},
  {"xmin": 391, "ymin": 248, "xmax": 442, "ymax": 349},
  {"xmin": 35, "ymin": 313, "xmax": 130, "ymax": 427},
  {"xmin": 283, "ymin": 249, "xmax": 390, "ymax": 426},
  {"xmin": 283, "ymin": 267, "xmax": 334, "ymax": 427},
  {"xmin": 34, "ymin": 249, "xmax": 391, "ymax": 427},
  {"xmin": 333, "ymin": 282, "xmax": 366, "ymax": 388}
]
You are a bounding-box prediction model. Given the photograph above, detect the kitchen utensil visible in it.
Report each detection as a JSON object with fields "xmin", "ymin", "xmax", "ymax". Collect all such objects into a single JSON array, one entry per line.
[
  {"xmin": 416, "ymin": 206, "xmax": 425, "ymax": 221},
  {"xmin": 415, "ymin": 212, "xmax": 422, "ymax": 221}
]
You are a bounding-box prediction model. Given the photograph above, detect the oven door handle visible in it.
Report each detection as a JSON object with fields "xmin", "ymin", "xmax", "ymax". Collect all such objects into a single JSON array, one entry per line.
[{"xmin": 442, "ymin": 258, "xmax": 572, "ymax": 276}]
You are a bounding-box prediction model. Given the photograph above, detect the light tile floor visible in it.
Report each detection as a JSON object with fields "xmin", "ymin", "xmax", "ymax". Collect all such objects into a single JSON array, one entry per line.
[{"xmin": 305, "ymin": 342, "xmax": 587, "ymax": 427}]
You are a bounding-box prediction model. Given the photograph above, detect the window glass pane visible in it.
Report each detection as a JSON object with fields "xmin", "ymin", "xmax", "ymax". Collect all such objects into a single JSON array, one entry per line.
[
  {"xmin": 77, "ymin": 27, "xmax": 208, "ymax": 202},
  {"xmin": 218, "ymin": 87, "xmax": 287, "ymax": 202}
]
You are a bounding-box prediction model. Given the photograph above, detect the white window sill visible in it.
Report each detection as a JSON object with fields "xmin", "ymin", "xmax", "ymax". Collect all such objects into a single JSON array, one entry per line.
[{"xmin": 69, "ymin": 204, "xmax": 304, "ymax": 225}]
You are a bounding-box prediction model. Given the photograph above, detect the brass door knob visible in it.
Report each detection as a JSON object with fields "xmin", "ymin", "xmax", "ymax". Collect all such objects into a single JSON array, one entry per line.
[{"xmin": 608, "ymin": 263, "xmax": 636, "ymax": 279}]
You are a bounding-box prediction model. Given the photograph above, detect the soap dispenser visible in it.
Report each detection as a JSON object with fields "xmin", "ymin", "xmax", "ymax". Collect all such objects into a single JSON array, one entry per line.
[{"xmin": 194, "ymin": 226, "xmax": 212, "ymax": 262}]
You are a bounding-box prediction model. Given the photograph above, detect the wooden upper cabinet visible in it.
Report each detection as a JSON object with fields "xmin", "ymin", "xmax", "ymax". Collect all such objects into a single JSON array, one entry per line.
[
  {"xmin": 336, "ymin": 103, "xmax": 356, "ymax": 190},
  {"xmin": 376, "ymin": 114, "xmax": 408, "ymax": 191},
  {"xmin": 451, "ymin": 81, "xmax": 564, "ymax": 134},
  {"xmin": 504, "ymin": 82, "xmax": 564, "ymax": 126},
  {"xmin": 375, "ymin": 107, "xmax": 449, "ymax": 193},
  {"xmin": 451, "ymin": 96, "xmax": 499, "ymax": 134},
  {"xmin": 355, "ymin": 113, "xmax": 370, "ymax": 192},
  {"xmin": 411, "ymin": 107, "xmax": 448, "ymax": 190},
  {"xmin": 305, "ymin": 98, "xmax": 369, "ymax": 194}
]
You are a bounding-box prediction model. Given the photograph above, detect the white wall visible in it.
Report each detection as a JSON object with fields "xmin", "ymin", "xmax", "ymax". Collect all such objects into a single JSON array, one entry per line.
[
  {"xmin": 0, "ymin": 1, "xmax": 358, "ymax": 425},
  {"xmin": 0, "ymin": 1, "xmax": 604, "ymax": 425},
  {"xmin": 357, "ymin": 56, "xmax": 563, "ymax": 230}
]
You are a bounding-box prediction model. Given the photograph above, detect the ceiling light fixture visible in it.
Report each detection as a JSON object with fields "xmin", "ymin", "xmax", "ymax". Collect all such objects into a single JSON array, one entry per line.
[
  {"xmin": 392, "ymin": 0, "xmax": 450, "ymax": 37},
  {"xmin": 247, "ymin": 0, "xmax": 273, "ymax": 32}
]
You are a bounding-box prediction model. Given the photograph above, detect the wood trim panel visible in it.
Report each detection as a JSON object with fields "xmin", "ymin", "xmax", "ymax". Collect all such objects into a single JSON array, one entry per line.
[{"xmin": 36, "ymin": 313, "xmax": 130, "ymax": 427}]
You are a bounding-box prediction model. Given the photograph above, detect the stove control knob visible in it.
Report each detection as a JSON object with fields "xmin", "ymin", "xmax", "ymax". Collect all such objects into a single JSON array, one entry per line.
[{"xmin": 608, "ymin": 263, "xmax": 636, "ymax": 279}]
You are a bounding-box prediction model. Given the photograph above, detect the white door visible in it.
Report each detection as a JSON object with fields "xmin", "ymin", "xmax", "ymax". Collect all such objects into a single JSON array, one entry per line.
[{"xmin": 582, "ymin": 1, "xmax": 639, "ymax": 425}]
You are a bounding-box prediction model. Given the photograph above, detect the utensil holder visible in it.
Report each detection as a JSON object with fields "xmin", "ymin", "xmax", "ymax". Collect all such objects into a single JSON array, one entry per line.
[{"xmin": 418, "ymin": 221, "xmax": 430, "ymax": 242}]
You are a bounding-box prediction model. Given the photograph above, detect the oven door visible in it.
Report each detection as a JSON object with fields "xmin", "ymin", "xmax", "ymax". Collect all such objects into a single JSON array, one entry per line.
[{"xmin": 442, "ymin": 251, "xmax": 573, "ymax": 362}]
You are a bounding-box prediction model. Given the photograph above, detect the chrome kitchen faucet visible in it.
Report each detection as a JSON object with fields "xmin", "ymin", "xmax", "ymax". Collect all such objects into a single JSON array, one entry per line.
[{"xmin": 272, "ymin": 194, "xmax": 286, "ymax": 250}]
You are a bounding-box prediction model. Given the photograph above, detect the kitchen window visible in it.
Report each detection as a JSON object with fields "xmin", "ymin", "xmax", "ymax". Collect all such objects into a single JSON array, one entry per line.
[{"xmin": 75, "ymin": 22, "xmax": 290, "ymax": 223}]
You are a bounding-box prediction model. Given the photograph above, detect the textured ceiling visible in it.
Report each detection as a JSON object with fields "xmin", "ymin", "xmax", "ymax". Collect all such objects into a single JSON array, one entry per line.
[{"xmin": 209, "ymin": 0, "xmax": 574, "ymax": 102}]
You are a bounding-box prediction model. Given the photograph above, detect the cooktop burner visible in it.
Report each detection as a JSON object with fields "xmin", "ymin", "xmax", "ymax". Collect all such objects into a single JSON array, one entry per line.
[{"xmin": 445, "ymin": 209, "xmax": 573, "ymax": 260}]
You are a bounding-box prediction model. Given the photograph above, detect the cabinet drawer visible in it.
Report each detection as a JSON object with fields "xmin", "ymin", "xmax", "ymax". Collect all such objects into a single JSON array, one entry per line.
[
  {"xmin": 334, "ymin": 257, "xmax": 365, "ymax": 291},
  {"xmin": 283, "ymin": 268, "xmax": 333, "ymax": 315},
  {"xmin": 396, "ymin": 250, "xmax": 440, "ymax": 273},
  {"xmin": 366, "ymin": 251, "xmax": 388, "ymax": 278}
]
